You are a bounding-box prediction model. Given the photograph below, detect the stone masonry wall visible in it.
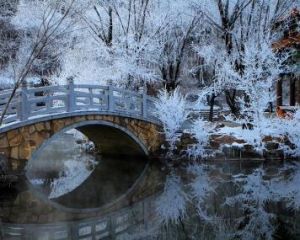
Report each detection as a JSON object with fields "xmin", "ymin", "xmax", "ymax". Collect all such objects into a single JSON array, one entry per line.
[{"xmin": 0, "ymin": 115, "xmax": 163, "ymax": 171}]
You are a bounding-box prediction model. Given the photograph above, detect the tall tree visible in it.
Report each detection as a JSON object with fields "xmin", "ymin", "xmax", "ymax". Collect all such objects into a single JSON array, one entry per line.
[
  {"xmin": 194, "ymin": 0, "xmax": 298, "ymax": 116},
  {"xmin": 0, "ymin": 0, "xmax": 78, "ymax": 125}
]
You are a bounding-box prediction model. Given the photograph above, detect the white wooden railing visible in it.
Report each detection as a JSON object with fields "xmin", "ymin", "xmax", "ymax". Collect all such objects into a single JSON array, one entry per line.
[{"xmin": 0, "ymin": 83, "xmax": 157, "ymax": 126}]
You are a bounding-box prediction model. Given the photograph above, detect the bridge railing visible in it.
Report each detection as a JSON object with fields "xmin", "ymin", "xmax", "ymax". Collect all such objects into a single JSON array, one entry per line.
[
  {"xmin": 0, "ymin": 84, "xmax": 158, "ymax": 125},
  {"xmin": 0, "ymin": 194, "xmax": 158, "ymax": 239}
]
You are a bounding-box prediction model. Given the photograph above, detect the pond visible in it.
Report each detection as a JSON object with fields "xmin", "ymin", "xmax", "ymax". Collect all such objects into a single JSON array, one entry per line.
[{"xmin": 0, "ymin": 131, "xmax": 300, "ymax": 240}]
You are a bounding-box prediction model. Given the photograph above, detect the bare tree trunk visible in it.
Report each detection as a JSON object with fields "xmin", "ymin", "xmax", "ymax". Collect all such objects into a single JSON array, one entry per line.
[
  {"xmin": 107, "ymin": 6, "xmax": 113, "ymax": 46},
  {"xmin": 277, "ymin": 78, "xmax": 283, "ymax": 106},
  {"xmin": 225, "ymin": 90, "xmax": 239, "ymax": 117},
  {"xmin": 161, "ymin": 17, "xmax": 199, "ymax": 92},
  {"xmin": 208, "ymin": 93, "xmax": 216, "ymax": 122},
  {"xmin": 296, "ymin": 76, "xmax": 300, "ymax": 105}
]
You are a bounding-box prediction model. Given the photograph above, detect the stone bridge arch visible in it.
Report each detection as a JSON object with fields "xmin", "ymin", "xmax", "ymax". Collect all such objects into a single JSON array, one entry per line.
[{"xmin": 0, "ymin": 114, "xmax": 162, "ymax": 172}]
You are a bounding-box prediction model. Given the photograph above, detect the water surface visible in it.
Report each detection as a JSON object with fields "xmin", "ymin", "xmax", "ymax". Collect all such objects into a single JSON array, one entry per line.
[{"xmin": 0, "ymin": 133, "xmax": 300, "ymax": 239}]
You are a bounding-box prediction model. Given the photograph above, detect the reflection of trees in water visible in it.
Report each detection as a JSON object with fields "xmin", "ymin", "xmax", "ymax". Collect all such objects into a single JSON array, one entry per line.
[
  {"xmin": 54, "ymin": 156, "xmax": 148, "ymax": 209},
  {"xmin": 26, "ymin": 130, "xmax": 150, "ymax": 209},
  {"xmin": 2, "ymin": 161, "xmax": 300, "ymax": 239},
  {"xmin": 146, "ymin": 162, "xmax": 300, "ymax": 240},
  {"xmin": 49, "ymin": 157, "xmax": 97, "ymax": 199},
  {"xmin": 27, "ymin": 132, "xmax": 98, "ymax": 198}
]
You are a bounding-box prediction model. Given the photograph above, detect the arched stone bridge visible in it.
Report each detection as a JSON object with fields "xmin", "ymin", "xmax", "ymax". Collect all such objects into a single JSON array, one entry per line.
[{"xmin": 0, "ymin": 84, "xmax": 163, "ymax": 172}]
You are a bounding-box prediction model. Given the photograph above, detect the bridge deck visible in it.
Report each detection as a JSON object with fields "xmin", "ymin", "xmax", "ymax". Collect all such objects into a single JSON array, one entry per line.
[{"xmin": 0, "ymin": 84, "xmax": 159, "ymax": 132}]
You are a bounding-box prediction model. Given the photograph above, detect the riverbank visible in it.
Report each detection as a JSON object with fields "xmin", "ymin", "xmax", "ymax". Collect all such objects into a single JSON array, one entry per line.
[{"xmin": 162, "ymin": 119, "xmax": 300, "ymax": 163}]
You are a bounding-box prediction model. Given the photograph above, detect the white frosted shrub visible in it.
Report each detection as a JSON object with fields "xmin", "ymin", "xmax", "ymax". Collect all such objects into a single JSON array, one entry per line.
[{"xmin": 154, "ymin": 88, "xmax": 189, "ymax": 153}]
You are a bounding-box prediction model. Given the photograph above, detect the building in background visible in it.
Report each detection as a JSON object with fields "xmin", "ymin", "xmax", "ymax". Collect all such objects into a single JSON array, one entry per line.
[{"xmin": 273, "ymin": 8, "xmax": 300, "ymax": 107}]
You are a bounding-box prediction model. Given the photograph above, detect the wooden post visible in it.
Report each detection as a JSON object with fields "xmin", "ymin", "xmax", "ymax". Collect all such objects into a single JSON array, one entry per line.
[
  {"xmin": 67, "ymin": 77, "xmax": 75, "ymax": 112},
  {"xmin": 276, "ymin": 78, "xmax": 283, "ymax": 106},
  {"xmin": 296, "ymin": 76, "xmax": 300, "ymax": 105},
  {"xmin": 290, "ymin": 76, "xmax": 296, "ymax": 106}
]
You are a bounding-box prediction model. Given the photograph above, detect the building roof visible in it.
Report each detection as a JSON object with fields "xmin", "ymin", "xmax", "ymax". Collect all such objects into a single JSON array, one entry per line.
[
  {"xmin": 272, "ymin": 33, "xmax": 300, "ymax": 50},
  {"xmin": 272, "ymin": 8, "xmax": 299, "ymax": 50}
]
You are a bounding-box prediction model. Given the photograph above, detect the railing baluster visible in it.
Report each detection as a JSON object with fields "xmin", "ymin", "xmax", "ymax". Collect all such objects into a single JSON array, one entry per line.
[
  {"xmin": 19, "ymin": 84, "xmax": 28, "ymax": 121},
  {"xmin": 45, "ymin": 90, "xmax": 51, "ymax": 112},
  {"xmin": 139, "ymin": 86, "xmax": 147, "ymax": 118},
  {"xmin": 67, "ymin": 78, "xmax": 75, "ymax": 112},
  {"xmin": 89, "ymin": 88, "xmax": 93, "ymax": 108},
  {"xmin": 108, "ymin": 85, "xmax": 114, "ymax": 112},
  {"xmin": 142, "ymin": 93, "xmax": 147, "ymax": 118},
  {"xmin": 0, "ymin": 83, "xmax": 159, "ymax": 127}
]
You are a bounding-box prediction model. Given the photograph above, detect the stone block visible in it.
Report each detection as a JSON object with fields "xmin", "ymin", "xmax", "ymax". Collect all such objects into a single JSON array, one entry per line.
[
  {"xmin": 64, "ymin": 118, "xmax": 74, "ymax": 126},
  {"xmin": 19, "ymin": 144, "xmax": 32, "ymax": 160},
  {"xmin": 35, "ymin": 123, "xmax": 45, "ymax": 132},
  {"xmin": 7, "ymin": 130, "xmax": 19, "ymax": 140},
  {"xmin": 106, "ymin": 116, "xmax": 114, "ymax": 122},
  {"xmin": 10, "ymin": 147, "xmax": 19, "ymax": 159},
  {"xmin": 19, "ymin": 128, "xmax": 30, "ymax": 141},
  {"xmin": 40, "ymin": 131, "xmax": 50, "ymax": 140},
  {"xmin": 29, "ymin": 132, "xmax": 45, "ymax": 147},
  {"xmin": 74, "ymin": 116, "xmax": 86, "ymax": 122},
  {"xmin": 53, "ymin": 120, "xmax": 65, "ymax": 132},
  {"xmin": 113, "ymin": 117, "xmax": 120, "ymax": 124},
  {"xmin": 127, "ymin": 125, "xmax": 135, "ymax": 133},
  {"xmin": 45, "ymin": 122, "xmax": 51, "ymax": 130},
  {"xmin": 149, "ymin": 125, "xmax": 157, "ymax": 132},
  {"xmin": 22, "ymin": 132, "xmax": 31, "ymax": 141},
  {"xmin": 94, "ymin": 115, "xmax": 102, "ymax": 120},
  {"xmin": 0, "ymin": 148, "xmax": 10, "ymax": 157},
  {"xmin": 29, "ymin": 140, "xmax": 36, "ymax": 147},
  {"xmin": 8, "ymin": 134, "xmax": 23, "ymax": 147},
  {"xmin": 87, "ymin": 115, "xmax": 94, "ymax": 121},
  {"xmin": 265, "ymin": 142, "xmax": 279, "ymax": 151},
  {"xmin": 0, "ymin": 136, "xmax": 9, "ymax": 148},
  {"xmin": 29, "ymin": 125, "xmax": 36, "ymax": 134}
]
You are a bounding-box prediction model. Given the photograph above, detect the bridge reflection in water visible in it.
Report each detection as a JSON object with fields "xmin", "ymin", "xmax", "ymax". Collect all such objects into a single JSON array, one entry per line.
[
  {"xmin": 0, "ymin": 132, "xmax": 163, "ymax": 240},
  {"xmin": 1, "ymin": 196, "xmax": 157, "ymax": 240}
]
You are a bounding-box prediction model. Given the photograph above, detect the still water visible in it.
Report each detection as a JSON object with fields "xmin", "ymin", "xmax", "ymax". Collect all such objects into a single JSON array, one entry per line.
[{"xmin": 0, "ymin": 132, "xmax": 300, "ymax": 240}]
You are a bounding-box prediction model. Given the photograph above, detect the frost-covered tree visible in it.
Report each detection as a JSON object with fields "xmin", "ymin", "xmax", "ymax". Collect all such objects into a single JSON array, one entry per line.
[
  {"xmin": 68, "ymin": 0, "xmax": 163, "ymax": 88},
  {"xmin": 0, "ymin": 1, "xmax": 20, "ymax": 85},
  {"xmin": 186, "ymin": 118, "xmax": 214, "ymax": 159},
  {"xmin": 61, "ymin": 0, "xmax": 202, "ymax": 90},
  {"xmin": 216, "ymin": 37, "xmax": 298, "ymax": 156},
  {"xmin": 191, "ymin": 0, "xmax": 300, "ymax": 156},
  {"xmin": 0, "ymin": 0, "xmax": 19, "ymax": 19},
  {"xmin": 154, "ymin": 88, "xmax": 189, "ymax": 153},
  {"xmin": 0, "ymin": 0, "xmax": 80, "ymax": 125},
  {"xmin": 194, "ymin": 0, "xmax": 298, "ymax": 116},
  {"xmin": 157, "ymin": 15, "xmax": 199, "ymax": 91}
]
